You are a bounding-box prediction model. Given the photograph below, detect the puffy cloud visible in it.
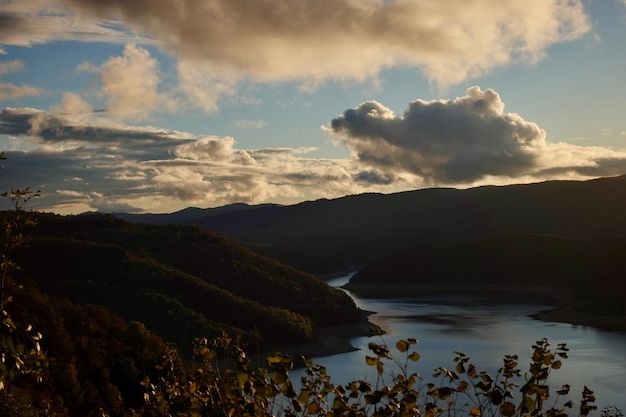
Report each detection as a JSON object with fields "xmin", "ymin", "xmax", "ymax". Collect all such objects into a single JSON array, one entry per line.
[
  {"xmin": 172, "ymin": 136, "xmax": 256, "ymax": 165},
  {"xmin": 1, "ymin": 0, "xmax": 588, "ymax": 89},
  {"xmin": 99, "ymin": 44, "xmax": 177, "ymax": 121},
  {"xmin": 326, "ymin": 87, "xmax": 546, "ymax": 182},
  {"xmin": 50, "ymin": 92, "xmax": 93, "ymax": 114},
  {"xmin": 326, "ymin": 86, "xmax": 626, "ymax": 185}
]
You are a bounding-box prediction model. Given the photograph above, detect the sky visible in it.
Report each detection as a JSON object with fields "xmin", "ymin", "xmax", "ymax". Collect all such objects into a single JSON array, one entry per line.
[{"xmin": 1, "ymin": 0, "xmax": 626, "ymax": 214}]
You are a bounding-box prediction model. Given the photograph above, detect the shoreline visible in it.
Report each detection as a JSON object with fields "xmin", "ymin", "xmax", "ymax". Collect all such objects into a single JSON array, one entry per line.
[
  {"xmin": 260, "ymin": 309, "xmax": 382, "ymax": 363},
  {"xmin": 532, "ymin": 307, "xmax": 626, "ymax": 333},
  {"xmin": 263, "ymin": 282, "xmax": 626, "ymax": 364},
  {"xmin": 345, "ymin": 283, "xmax": 626, "ymax": 333},
  {"xmin": 343, "ymin": 283, "xmax": 571, "ymax": 303}
]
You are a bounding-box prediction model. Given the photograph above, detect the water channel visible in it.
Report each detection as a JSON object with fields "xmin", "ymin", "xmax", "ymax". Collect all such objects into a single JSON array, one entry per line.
[{"xmin": 295, "ymin": 274, "xmax": 626, "ymax": 412}]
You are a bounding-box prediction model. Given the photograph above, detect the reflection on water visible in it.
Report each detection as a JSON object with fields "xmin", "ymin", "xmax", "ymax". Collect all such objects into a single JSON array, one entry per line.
[{"xmin": 308, "ymin": 274, "xmax": 626, "ymax": 412}]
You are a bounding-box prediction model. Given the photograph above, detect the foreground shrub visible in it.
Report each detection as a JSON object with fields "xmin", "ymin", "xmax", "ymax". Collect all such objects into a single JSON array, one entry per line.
[{"xmin": 138, "ymin": 334, "xmax": 622, "ymax": 417}]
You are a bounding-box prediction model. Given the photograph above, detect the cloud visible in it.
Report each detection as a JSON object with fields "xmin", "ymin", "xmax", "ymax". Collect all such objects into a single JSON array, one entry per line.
[
  {"xmin": 325, "ymin": 86, "xmax": 626, "ymax": 184},
  {"xmin": 0, "ymin": 59, "xmax": 24, "ymax": 76},
  {"xmin": 175, "ymin": 60, "xmax": 236, "ymax": 114},
  {"xmin": 99, "ymin": 44, "xmax": 177, "ymax": 121},
  {"xmin": 172, "ymin": 136, "xmax": 256, "ymax": 165},
  {"xmin": 0, "ymin": 0, "xmax": 151, "ymax": 47},
  {"xmin": 0, "ymin": 59, "xmax": 42, "ymax": 102},
  {"xmin": 0, "ymin": 105, "xmax": 370, "ymax": 213},
  {"xmin": 50, "ymin": 92, "xmax": 93, "ymax": 114},
  {"xmin": 0, "ymin": 107, "xmax": 191, "ymax": 159},
  {"xmin": 353, "ymin": 170, "xmax": 396, "ymax": 185},
  {"xmin": 0, "ymin": 0, "xmax": 593, "ymax": 116},
  {"xmin": 4, "ymin": 86, "xmax": 626, "ymax": 214},
  {"xmin": 326, "ymin": 87, "xmax": 546, "ymax": 182},
  {"xmin": 3, "ymin": 0, "xmax": 590, "ymax": 90},
  {"xmin": 0, "ymin": 83, "xmax": 42, "ymax": 101},
  {"xmin": 233, "ymin": 119, "xmax": 267, "ymax": 130}
]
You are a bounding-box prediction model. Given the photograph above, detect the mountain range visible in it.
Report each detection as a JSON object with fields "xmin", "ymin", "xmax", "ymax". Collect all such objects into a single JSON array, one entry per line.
[{"xmin": 114, "ymin": 175, "xmax": 626, "ymax": 276}]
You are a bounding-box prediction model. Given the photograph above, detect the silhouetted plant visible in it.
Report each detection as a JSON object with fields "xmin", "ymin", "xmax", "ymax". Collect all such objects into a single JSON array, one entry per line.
[
  {"xmin": 0, "ymin": 157, "xmax": 47, "ymax": 409},
  {"xmin": 137, "ymin": 334, "xmax": 621, "ymax": 417}
]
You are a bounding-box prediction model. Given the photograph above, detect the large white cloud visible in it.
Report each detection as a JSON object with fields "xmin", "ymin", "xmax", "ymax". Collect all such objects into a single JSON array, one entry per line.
[
  {"xmin": 78, "ymin": 0, "xmax": 592, "ymax": 87},
  {"xmin": 99, "ymin": 44, "xmax": 177, "ymax": 121},
  {"xmin": 325, "ymin": 86, "xmax": 626, "ymax": 184},
  {"xmin": 3, "ymin": 0, "xmax": 591, "ymax": 90}
]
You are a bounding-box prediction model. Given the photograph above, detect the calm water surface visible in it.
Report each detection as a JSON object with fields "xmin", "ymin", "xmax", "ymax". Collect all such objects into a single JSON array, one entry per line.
[{"xmin": 297, "ymin": 274, "xmax": 626, "ymax": 411}]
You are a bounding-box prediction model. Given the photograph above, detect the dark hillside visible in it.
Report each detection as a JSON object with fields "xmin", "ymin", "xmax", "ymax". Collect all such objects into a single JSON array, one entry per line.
[
  {"xmin": 346, "ymin": 234, "xmax": 626, "ymax": 315},
  {"xmin": 120, "ymin": 175, "xmax": 626, "ymax": 274},
  {"xmin": 4, "ymin": 280, "xmax": 174, "ymax": 416},
  {"xmin": 9, "ymin": 213, "xmax": 361, "ymax": 351}
]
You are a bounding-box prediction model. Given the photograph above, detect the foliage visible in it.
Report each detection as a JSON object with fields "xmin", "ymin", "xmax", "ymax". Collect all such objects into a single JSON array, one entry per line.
[
  {"xmin": 137, "ymin": 335, "xmax": 623, "ymax": 417},
  {"xmin": 0, "ymin": 186, "xmax": 40, "ymax": 309},
  {"xmin": 0, "ymin": 176, "xmax": 47, "ymax": 396}
]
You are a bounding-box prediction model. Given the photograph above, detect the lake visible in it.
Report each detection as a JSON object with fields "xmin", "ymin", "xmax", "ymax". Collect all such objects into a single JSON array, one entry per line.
[{"xmin": 293, "ymin": 274, "xmax": 626, "ymax": 412}]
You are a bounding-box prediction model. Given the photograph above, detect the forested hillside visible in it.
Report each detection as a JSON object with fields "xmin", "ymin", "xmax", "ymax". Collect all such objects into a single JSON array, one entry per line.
[
  {"xmin": 0, "ymin": 210, "xmax": 365, "ymax": 415},
  {"xmin": 4, "ymin": 282, "xmax": 174, "ymax": 415},
  {"xmin": 10, "ymin": 212, "xmax": 361, "ymax": 352},
  {"xmin": 346, "ymin": 234, "xmax": 626, "ymax": 316}
]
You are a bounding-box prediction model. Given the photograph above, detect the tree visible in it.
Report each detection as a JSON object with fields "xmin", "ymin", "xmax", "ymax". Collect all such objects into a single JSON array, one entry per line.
[{"xmin": 0, "ymin": 153, "xmax": 46, "ymax": 392}]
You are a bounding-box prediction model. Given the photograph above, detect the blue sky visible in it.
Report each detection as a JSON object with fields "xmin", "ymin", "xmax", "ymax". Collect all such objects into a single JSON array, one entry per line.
[{"xmin": 1, "ymin": 0, "xmax": 626, "ymax": 214}]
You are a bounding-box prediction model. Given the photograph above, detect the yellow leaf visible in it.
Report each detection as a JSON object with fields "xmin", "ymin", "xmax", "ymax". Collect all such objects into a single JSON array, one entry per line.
[
  {"xmin": 499, "ymin": 401, "xmax": 516, "ymax": 417},
  {"xmin": 365, "ymin": 356, "xmax": 378, "ymax": 366},
  {"xmin": 396, "ymin": 340, "xmax": 409, "ymax": 353},
  {"xmin": 306, "ymin": 401, "xmax": 320, "ymax": 414}
]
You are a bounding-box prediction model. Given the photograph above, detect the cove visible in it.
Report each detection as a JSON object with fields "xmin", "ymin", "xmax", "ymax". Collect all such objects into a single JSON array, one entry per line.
[{"xmin": 295, "ymin": 274, "xmax": 626, "ymax": 412}]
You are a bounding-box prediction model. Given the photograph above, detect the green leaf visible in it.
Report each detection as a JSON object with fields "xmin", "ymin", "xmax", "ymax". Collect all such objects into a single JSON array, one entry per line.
[{"xmin": 520, "ymin": 395, "xmax": 535, "ymax": 413}]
